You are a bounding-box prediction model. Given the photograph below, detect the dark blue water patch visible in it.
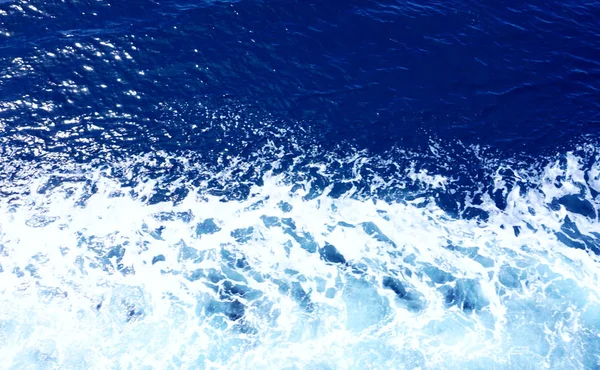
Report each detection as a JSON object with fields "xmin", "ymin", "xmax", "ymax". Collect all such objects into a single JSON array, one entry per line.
[
  {"xmin": 187, "ymin": 269, "xmax": 262, "ymax": 322},
  {"xmin": 585, "ymin": 168, "xmax": 600, "ymax": 199},
  {"xmin": 461, "ymin": 207, "xmax": 490, "ymax": 222},
  {"xmin": 382, "ymin": 276, "xmax": 424, "ymax": 312},
  {"xmin": 230, "ymin": 227, "xmax": 254, "ymax": 243},
  {"xmin": 319, "ymin": 243, "xmax": 347, "ymax": 265},
  {"xmin": 204, "ymin": 298, "xmax": 246, "ymax": 322},
  {"xmin": 260, "ymin": 215, "xmax": 280, "ymax": 228},
  {"xmin": 141, "ymin": 224, "xmax": 166, "ymax": 241},
  {"xmin": 23, "ymin": 263, "xmax": 38, "ymax": 278},
  {"xmin": 556, "ymin": 216, "xmax": 600, "ymax": 255},
  {"xmin": 147, "ymin": 185, "xmax": 190, "ymax": 206},
  {"xmin": 278, "ymin": 201, "xmax": 293, "ymax": 213},
  {"xmin": 273, "ymin": 279, "xmax": 314, "ymax": 312},
  {"xmin": 154, "ymin": 211, "xmax": 194, "ymax": 223},
  {"xmin": 151, "ymin": 254, "xmax": 166, "ymax": 265},
  {"xmin": 11, "ymin": 266, "xmax": 25, "ymax": 278},
  {"xmin": 441, "ymin": 279, "xmax": 489, "ymax": 313},
  {"xmin": 302, "ymin": 169, "xmax": 330, "ymax": 201},
  {"xmin": 554, "ymin": 194, "xmax": 597, "ymax": 219},
  {"xmin": 382, "ymin": 276, "xmax": 407, "ymax": 298},
  {"xmin": 513, "ymin": 226, "xmax": 521, "ymax": 237},
  {"xmin": 184, "ymin": 269, "xmax": 204, "ymax": 283},
  {"xmin": 285, "ymin": 229, "xmax": 318, "ymax": 254},
  {"xmin": 101, "ymin": 244, "xmax": 133, "ymax": 274},
  {"xmin": 220, "ymin": 248, "xmax": 250, "ymax": 272},
  {"xmin": 328, "ymin": 182, "xmax": 355, "ymax": 199},
  {"xmin": 126, "ymin": 305, "xmax": 144, "ymax": 322},
  {"xmin": 1, "ymin": 0, "xmax": 598, "ymax": 167},
  {"xmin": 196, "ymin": 218, "xmax": 222, "ymax": 236},
  {"xmin": 360, "ymin": 222, "xmax": 396, "ymax": 248},
  {"xmin": 219, "ymin": 280, "xmax": 261, "ymax": 301}
]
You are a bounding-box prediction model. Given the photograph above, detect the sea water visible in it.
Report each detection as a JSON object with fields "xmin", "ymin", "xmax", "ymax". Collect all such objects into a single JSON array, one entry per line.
[
  {"xmin": 0, "ymin": 0, "xmax": 599, "ymax": 368},
  {"xmin": 1, "ymin": 141, "xmax": 599, "ymax": 369}
]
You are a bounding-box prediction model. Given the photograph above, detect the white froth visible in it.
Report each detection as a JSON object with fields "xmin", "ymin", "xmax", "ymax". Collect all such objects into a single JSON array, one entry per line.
[{"xmin": 0, "ymin": 151, "xmax": 599, "ymax": 369}]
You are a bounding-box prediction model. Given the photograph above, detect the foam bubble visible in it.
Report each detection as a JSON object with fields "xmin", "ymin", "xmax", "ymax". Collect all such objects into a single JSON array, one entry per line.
[{"xmin": 0, "ymin": 145, "xmax": 599, "ymax": 369}]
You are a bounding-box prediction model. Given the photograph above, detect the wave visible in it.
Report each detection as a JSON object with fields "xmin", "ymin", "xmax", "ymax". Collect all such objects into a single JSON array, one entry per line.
[{"xmin": 0, "ymin": 140, "xmax": 599, "ymax": 369}]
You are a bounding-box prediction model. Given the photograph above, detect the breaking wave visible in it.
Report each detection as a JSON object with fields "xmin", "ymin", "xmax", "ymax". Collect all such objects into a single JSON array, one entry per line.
[{"xmin": 1, "ymin": 138, "xmax": 599, "ymax": 369}]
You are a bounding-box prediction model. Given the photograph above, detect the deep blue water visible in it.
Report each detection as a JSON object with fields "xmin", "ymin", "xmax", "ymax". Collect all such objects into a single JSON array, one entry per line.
[
  {"xmin": 1, "ymin": 0, "xmax": 600, "ymax": 368},
  {"xmin": 1, "ymin": 0, "xmax": 598, "ymax": 160}
]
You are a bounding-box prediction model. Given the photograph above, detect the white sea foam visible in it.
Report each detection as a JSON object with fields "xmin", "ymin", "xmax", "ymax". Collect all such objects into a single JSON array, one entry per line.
[{"xmin": 0, "ymin": 148, "xmax": 599, "ymax": 369}]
